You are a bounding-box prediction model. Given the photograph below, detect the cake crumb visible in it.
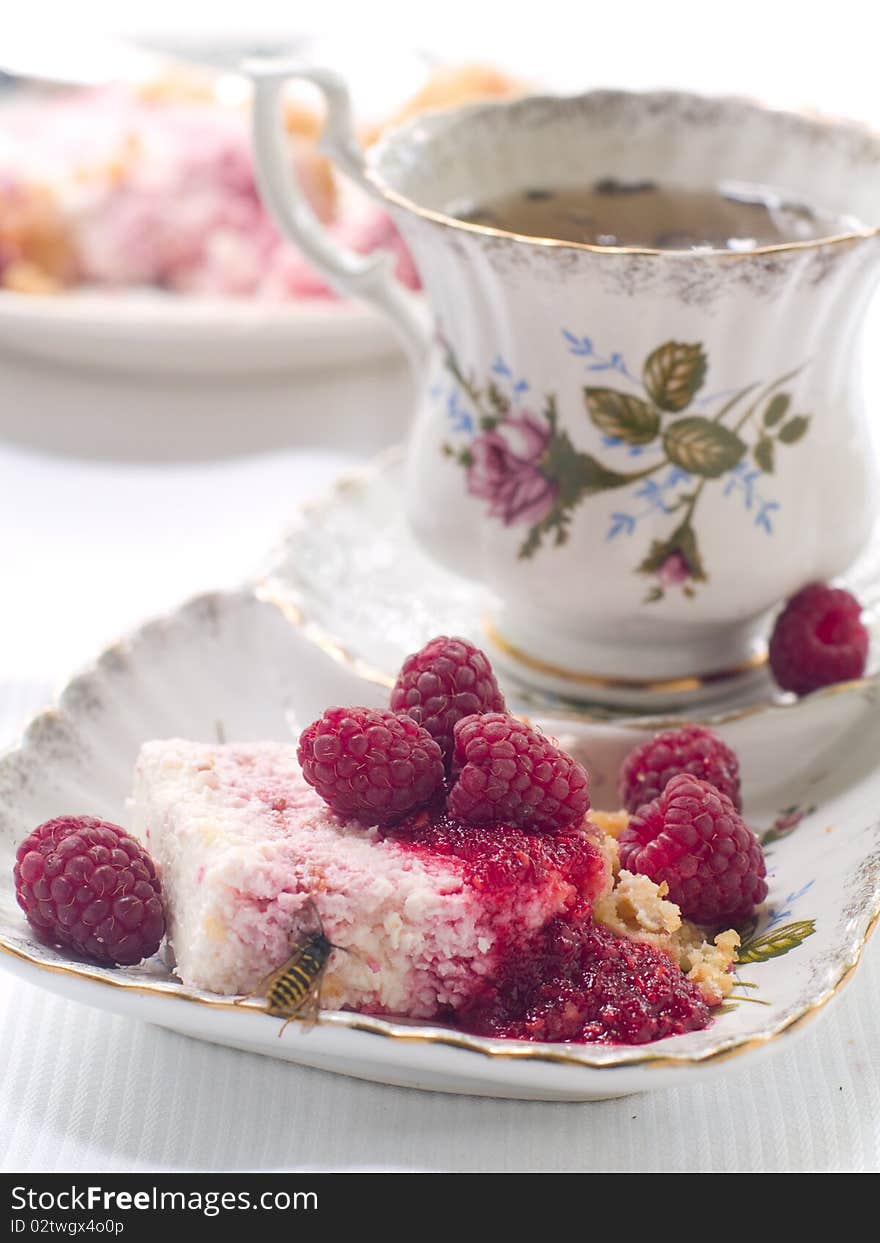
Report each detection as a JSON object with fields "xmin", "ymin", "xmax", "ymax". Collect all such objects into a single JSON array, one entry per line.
[
  {"xmin": 679, "ymin": 928, "xmax": 741, "ymax": 1005},
  {"xmin": 589, "ymin": 809, "xmax": 630, "ymax": 840},
  {"xmin": 594, "ymin": 868, "xmax": 682, "ymax": 941},
  {"xmin": 590, "ymin": 809, "xmax": 740, "ymax": 1007}
]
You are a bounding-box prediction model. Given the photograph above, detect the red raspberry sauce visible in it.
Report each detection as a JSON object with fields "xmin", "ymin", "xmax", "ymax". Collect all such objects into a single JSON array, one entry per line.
[
  {"xmin": 458, "ymin": 920, "xmax": 711, "ymax": 1045},
  {"xmin": 384, "ymin": 811, "xmax": 712, "ymax": 1045}
]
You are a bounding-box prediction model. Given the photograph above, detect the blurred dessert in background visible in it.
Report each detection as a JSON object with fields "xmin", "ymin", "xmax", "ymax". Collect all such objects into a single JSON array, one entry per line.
[
  {"xmin": 0, "ymin": 63, "xmax": 524, "ymax": 299},
  {"xmin": 0, "ymin": 176, "xmax": 77, "ymax": 293},
  {"xmin": 361, "ymin": 62, "xmax": 524, "ymax": 141}
]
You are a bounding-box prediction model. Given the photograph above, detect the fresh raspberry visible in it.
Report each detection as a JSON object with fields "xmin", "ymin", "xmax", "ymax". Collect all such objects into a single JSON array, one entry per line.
[
  {"xmin": 448, "ymin": 712, "xmax": 590, "ymax": 832},
  {"xmin": 390, "ymin": 635, "xmax": 506, "ymax": 765},
  {"xmin": 618, "ymin": 724, "xmax": 741, "ymax": 813},
  {"xmin": 298, "ymin": 706, "xmax": 444, "ymax": 825},
  {"xmin": 14, "ymin": 816, "xmax": 165, "ymax": 965},
  {"xmin": 618, "ymin": 774, "xmax": 767, "ymax": 925},
  {"xmin": 768, "ymin": 582, "xmax": 868, "ymax": 695}
]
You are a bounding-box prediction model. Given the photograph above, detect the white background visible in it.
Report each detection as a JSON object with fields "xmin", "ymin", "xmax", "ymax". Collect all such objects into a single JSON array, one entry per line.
[
  {"xmin": 0, "ymin": 0, "xmax": 878, "ymax": 1173},
  {"xmin": 16, "ymin": 0, "xmax": 880, "ymax": 122}
]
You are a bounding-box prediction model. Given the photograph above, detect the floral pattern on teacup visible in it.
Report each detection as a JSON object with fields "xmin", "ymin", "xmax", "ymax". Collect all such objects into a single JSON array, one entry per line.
[
  {"xmin": 463, "ymin": 412, "xmax": 559, "ymax": 527},
  {"xmin": 442, "ymin": 334, "xmax": 812, "ymax": 603}
]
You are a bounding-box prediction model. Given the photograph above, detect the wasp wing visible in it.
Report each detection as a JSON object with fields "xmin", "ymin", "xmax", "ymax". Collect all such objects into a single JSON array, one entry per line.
[{"xmin": 291, "ymin": 897, "xmax": 325, "ymax": 941}]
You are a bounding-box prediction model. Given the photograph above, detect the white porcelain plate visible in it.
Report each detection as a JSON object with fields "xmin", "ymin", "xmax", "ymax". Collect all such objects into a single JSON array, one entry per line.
[
  {"xmin": 0, "ymin": 587, "xmax": 878, "ymax": 1099},
  {"xmin": 0, "ymin": 288, "xmax": 405, "ymax": 375}
]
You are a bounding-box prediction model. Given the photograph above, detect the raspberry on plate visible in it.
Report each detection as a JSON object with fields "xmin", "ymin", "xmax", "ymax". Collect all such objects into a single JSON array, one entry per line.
[
  {"xmin": 618, "ymin": 724, "xmax": 741, "ymax": 813},
  {"xmin": 768, "ymin": 581, "xmax": 869, "ymax": 695},
  {"xmin": 390, "ymin": 635, "xmax": 506, "ymax": 765},
  {"xmin": 448, "ymin": 712, "xmax": 590, "ymax": 832},
  {"xmin": 14, "ymin": 815, "xmax": 165, "ymax": 965},
  {"xmin": 618, "ymin": 773, "xmax": 767, "ymax": 925},
  {"xmin": 297, "ymin": 706, "xmax": 444, "ymax": 825}
]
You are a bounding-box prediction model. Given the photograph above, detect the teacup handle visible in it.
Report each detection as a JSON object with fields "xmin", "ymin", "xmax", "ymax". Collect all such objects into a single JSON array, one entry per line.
[{"xmin": 247, "ymin": 60, "xmax": 430, "ymax": 371}]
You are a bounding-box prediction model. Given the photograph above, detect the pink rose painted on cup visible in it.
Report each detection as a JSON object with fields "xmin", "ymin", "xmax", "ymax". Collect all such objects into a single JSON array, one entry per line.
[
  {"xmin": 465, "ymin": 414, "xmax": 558, "ymax": 527},
  {"xmin": 657, "ymin": 551, "xmax": 692, "ymax": 587},
  {"xmin": 642, "ymin": 534, "xmax": 706, "ymax": 603}
]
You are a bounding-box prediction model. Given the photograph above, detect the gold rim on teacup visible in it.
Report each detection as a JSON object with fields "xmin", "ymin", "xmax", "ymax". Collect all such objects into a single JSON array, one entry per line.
[{"xmin": 367, "ymin": 91, "xmax": 880, "ymax": 259}]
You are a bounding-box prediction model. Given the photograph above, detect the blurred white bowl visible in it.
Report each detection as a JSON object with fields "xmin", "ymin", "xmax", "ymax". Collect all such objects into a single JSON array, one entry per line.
[{"xmin": 0, "ymin": 287, "xmax": 409, "ymax": 375}]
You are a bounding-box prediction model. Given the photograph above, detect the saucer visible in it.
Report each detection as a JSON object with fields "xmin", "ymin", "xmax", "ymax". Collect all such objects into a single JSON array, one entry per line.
[{"xmin": 258, "ymin": 447, "xmax": 880, "ymax": 722}]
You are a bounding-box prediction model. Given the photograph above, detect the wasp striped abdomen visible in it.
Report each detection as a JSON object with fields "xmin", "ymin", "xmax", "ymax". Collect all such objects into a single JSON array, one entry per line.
[
  {"xmin": 265, "ymin": 933, "xmax": 334, "ymax": 1019},
  {"xmin": 233, "ymin": 901, "xmax": 343, "ymax": 1034}
]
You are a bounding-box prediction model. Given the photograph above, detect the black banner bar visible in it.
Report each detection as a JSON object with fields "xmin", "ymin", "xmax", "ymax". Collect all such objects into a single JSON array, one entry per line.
[{"xmin": 4, "ymin": 1174, "xmax": 555, "ymax": 1235}]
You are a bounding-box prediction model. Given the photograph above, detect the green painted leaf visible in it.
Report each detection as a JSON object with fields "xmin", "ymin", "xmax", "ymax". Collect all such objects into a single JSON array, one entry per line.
[
  {"xmin": 674, "ymin": 523, "xmax": 707, "ymax": 581},
  {"xmin": 737, "ymin": 919, "xmax": 816, "ymax": 964},
  {"xmin": 541, "ymin": 431, "xmax": 634, "ymax": 511},
  {"xmin": 643, "ymin": 341, "xmax": 707, "ymax": 412},
  {"xmin": 763, "ymin": 393, "xmax": 791, "ymax": 427},
  {"xmin": 754, "ymin": 436, "xmax": 775, "ymax": 474},
  {"xmin": 487, "ymin": 382, "xmax": 509, "ymax": 417},
  {"xmin": 778, "ymin": 415, "xmax": 810, "ymax": 444},
  {"xmin": 543, "ymin": 428, "xmax": 651, "ymax": 501},
  {"xmin": 576, "ymin": 453, "xmax": 642, "ymax": 493},
  {"xmin": 761, "ymin": 804, "xmax": 816, "ymax": 849},
  {"xmin": 584, "ymin": 388, "xmax": 660, "ymax": 445},
  {"xmin": 663, "ymin": 417, "xmax": 746, "ymax": 478},
  {"xmin": 518, "ymin": 498, "xmax": 575, "ymax": 560},
  {"xmin": 443, "ymin": 344, "xmax": 482, "ymax": 408},
  {"xmin": 519, "ymin": 526, "xmax": 542, "ymax": 559}
]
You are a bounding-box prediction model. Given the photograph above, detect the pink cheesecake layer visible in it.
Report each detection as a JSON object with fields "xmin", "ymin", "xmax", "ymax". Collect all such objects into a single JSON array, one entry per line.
[{"xmin": 131, "ymin": 740, "xmax": 609, "ymax": 1018}]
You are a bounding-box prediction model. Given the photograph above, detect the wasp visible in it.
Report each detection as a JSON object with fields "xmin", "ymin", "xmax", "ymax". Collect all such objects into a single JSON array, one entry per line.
[{"xmin": 236, "ymin": 901, "xmax": 340, "ymax": 1035}]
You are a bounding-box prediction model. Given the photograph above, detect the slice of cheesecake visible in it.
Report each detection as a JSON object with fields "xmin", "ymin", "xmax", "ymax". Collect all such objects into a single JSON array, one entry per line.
[{"xmin": 131, "ymin": 740, "xmax": 610, "ymax": 1018}]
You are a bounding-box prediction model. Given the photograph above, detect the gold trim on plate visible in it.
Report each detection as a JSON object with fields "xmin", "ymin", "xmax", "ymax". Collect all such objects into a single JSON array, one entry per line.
[
  {"xmin": 483, "ymin": 617, "xmax": 768, "ymax": 695},
  {"xmin": 1, "ymin": 906, "xmax": 877, "ymax": 1072}
]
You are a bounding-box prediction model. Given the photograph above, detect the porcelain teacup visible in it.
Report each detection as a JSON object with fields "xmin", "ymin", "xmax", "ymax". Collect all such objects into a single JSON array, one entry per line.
[{"xmin": 248, "ymin": 66, "xmax": 880, "ymax": 706}]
